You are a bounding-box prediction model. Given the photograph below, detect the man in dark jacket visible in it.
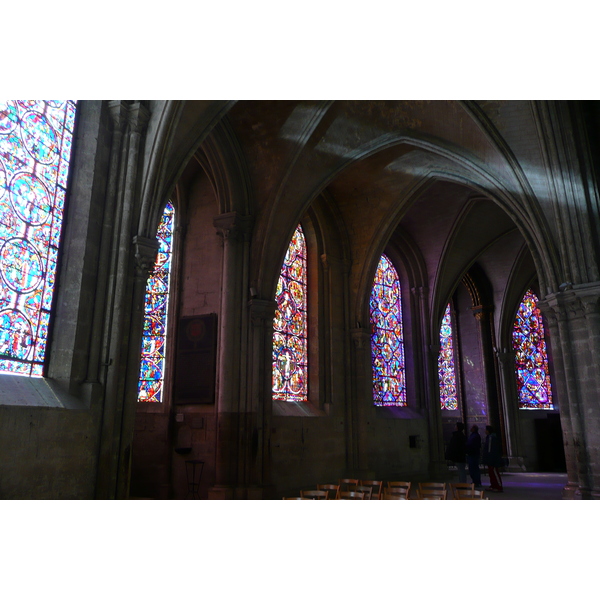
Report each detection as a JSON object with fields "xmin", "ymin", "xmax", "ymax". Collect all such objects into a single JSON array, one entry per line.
[
  {"xmin": 446, "ymin": 422, "xmax": 467, "ymax": 483},
  {"xmin": 482, "ymin": 425, "xmax": 503, "ymax": 492},
  {"xmin": 465, "ymin": 424, "xmax": 482, "ymax": 487}
]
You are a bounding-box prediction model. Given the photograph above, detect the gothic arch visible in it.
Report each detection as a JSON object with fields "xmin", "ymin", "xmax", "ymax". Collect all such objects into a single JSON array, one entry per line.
[
  {"xmin": 136, "ymin": 101, "xmax": 239, "ymax": 239},
  {"xmin": 250, "ymin": 101, "xmax": 563, "ymax": 310}
]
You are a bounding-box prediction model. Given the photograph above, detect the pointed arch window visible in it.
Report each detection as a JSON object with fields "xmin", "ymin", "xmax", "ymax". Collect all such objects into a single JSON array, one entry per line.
[
  {"xmin": 370, "ymin": 254, "xmax": 406, "ymax": 406},
  {"xmin": 512, "ymin": 289, "xmax": 553, "ymax": 409},
  {"xmin": 438, "ymin": 303, "xmax": 458, "ymax": 410},
  {"xmin": 0, "ymin": 100, "xmax": 76, "ymax": 376},
  {"xmin": 137, "ymin": 201, "xmax": 175, "ymax": 402},
  {"xmin": 272, "ymin": 224, "xmax": 308, "ymax": 402}
]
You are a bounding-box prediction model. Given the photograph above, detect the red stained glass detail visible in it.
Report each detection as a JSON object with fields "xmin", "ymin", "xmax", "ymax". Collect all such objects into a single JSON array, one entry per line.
[{"xmin": 272, "ymin": 225, "xmax": 308, "ymax": 401}]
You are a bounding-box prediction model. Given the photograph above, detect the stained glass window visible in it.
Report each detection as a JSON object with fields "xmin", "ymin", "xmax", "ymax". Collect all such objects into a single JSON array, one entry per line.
[
  {"xmin": 137, "ymin": 201, "xmax": 175, "ymax": 402},
  {"xmin": 438, "ymin": 303, "xmax": 458, "ymax": 410},
  {"xmin": 0, "ymin": 100, "xmax": 76, "ymax": 377},
  {"xmin": 272, "ymin": 224, "xmax": 308, "ymax": 402},
  {"xmin": 371, "ymin": 254, "xmax": 406, "ymax": 406},
  {"xmin": 512, "ymin": 289, "xmax": 554, "ymax": 409}
]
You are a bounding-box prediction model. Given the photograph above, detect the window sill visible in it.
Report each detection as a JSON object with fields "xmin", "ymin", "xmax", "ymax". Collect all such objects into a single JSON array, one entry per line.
[
  {"xmin": 272, "ymin": 400, "xmax": 327, "ymax": 417},
  {"xmin": 374, "ymin": 405, "xmax": 424, "ymax": 419},
  {"xmin": 0, "ymin": 374, "xmax": 83, "ymax": 409}
]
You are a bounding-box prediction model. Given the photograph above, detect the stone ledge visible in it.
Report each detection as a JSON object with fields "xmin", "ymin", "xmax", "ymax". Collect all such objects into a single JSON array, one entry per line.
[{"xmin": 0, "ymin": 374, "xmax": 82, "ymax": 409}]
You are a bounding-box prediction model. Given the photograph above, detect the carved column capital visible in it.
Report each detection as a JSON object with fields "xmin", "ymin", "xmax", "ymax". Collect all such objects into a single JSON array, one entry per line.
[
  {"xmin": 471, "ymin": 304, "xmax": 492, "ymax": 321},
  {"xmin": 213, "ymin": 212, "xmax": 253, "ymax": 242},
  {"xmin": 320, "ymin": 253, "xmax": 351, "ymax": 273},
  {"xmin": 410, "ymin": 286, "xmax": 428, "ymax": 300},
  {"xmin": 108, "ymin": 101, "xmax": 129, "ymax": 132},
  {"xmin": 350, "ymin": 327, "xmax": 371, "ymax": 349},
  {"xmin": 132, "ymin": 235, "xmax": 159, "ymax": 277},
  {"xmin": 126, "ymin": 102, "xmax": 151, "ymax": 134},
  {"xmin": 248, "ymin": 299, "xmax": 277, "ymax": 327},
  {"xmin": 542, "ymin": 292, "xmax": 584, "ymax": 321},
  {"xmin": 580, "ymin": 295, "xmax": 600, "ymax": 317}
]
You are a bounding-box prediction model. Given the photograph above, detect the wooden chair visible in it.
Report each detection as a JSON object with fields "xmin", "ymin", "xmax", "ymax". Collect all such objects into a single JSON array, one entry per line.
[
  {"xmin": 338, "ymin": 478, "xmax": 359, "ymax": 492},
  {"xmin": 417, "ymin": 482, "xmax": 447, "ymax": 500},
  {"xmin": 386, "ymin": 481, "xmax": 411, "ymax": 499},
  {"xmin": 317, "ymin": 483, "xmax": 340, "ymax": 499},
  {"xmin": 360, "ymin": 480, "xmax": 383, "ymax": 499},
  {"xmin": 382, "ymin": 487, "xmax": 409, "ymax": 500},
  {"xmin": 449, "ymin": 482, "xmax": 475, "ymax": 499},
  {"xmin": 455, "ymin": 488, "xmax": 487, "ymax": 500},
  {"xmin": 339, "ymin": 491, "xmax": 365, "ymax": 500},
  {"xmin": 352, "ymin": 485, "xmax": 373, "ymax": 499},
  {"xmin": 283, "ymin": 497, "xmax": 312, "ymax": 500},
  {"xmin": 300, "ymin": 489, "xmax": 329, "ymax": 500},
  {"xmin": 417, "ymin": 491, "xmax": 447, "ymax": 499}
]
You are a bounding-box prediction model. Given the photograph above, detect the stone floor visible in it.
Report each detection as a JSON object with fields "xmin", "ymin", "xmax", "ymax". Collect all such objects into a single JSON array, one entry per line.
[{"xmin": 449, "ymin": 471, "xmax": 568, "ymax": 500}]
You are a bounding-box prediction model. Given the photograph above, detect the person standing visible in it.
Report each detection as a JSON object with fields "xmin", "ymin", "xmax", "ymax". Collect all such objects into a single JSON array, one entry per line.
[
  {"xmin": 483, "ymin": 425, "xmax": 504, "ymax": 492},
  {"xmin": 465, "ymin": 424, "xmax": 482, "ymax": 487},
  {"xmin": 446, "ymin": 422, "xmax": 467, "ymax": 483}
]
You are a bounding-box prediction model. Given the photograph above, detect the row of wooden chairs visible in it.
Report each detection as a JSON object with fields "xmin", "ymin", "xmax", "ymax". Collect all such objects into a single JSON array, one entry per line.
[
  {"xmin": 284, "ymin": 479, "xmax": 412, "ymax": 500},
  {"xmin": 284, "ymin": 480, "xmax": 487, "ymax": 500},
  {"xmin": 416, "ymin": 482, "xmax": 487, "ymax": 500}
]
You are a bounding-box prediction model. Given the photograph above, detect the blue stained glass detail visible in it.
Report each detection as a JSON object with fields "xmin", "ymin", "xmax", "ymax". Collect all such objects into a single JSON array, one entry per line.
[
  {"xmin": 371, "ymin": 254, "xmax": 406, "ymax": 406},
  {"xmin": 137, "ymin": 201, "xmax": 175, "ymax": 402},
  {"xmin": 0, "ymin": 100, "xmax": 76, "ymax": 376},
  {"xmin": 513, "ymin": 289, "xmax": 554, "ymax": 409},
  {"xmin": 438, "ymin": 303, "xmax": 458, "ymax": 410}
]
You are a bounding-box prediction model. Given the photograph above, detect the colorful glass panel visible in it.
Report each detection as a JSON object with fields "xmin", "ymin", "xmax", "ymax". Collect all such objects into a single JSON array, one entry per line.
[
  {"xmin": 0, "ymin": 100, "xmax": 76, "ymax": 376},
  {"xmin": 370, "ymin": 254, "xmax": 406, "ymax": 406},
  {"xmin": 272, "ymin": 225, "xmax": 307, "ymax": 401},
  {"xmin": 512, "ymin": 289, "xmax": 554, "ymax": 409},
  {"xmin": 137, "ymin": 201, "xmax": 175, "ymax": 402},
  {"xmin": 438, "ymin": 303, "xmax": 458, "ymax": 410}
]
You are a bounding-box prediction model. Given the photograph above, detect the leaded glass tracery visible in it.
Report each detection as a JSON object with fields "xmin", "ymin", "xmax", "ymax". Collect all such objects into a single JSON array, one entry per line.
[
  {"xmin": 272, "ymin": 224, "xmax": 308, "ymax": 402},
  {"xmin": 0, "ymin": 100, "xmax": 76, "ymax": 377},
  {"xmin": 512, "ymin": 289, "xmax": 554, "ymax": 409},
  {"xmin": 438, "ymin": 303, "xmax": 458, "ymax": 410},
  {"xmin": 370, "ymin": 254, "xmax": 406, "ymax": 406},
  {"xmin": 137, "ymin": 201, "xmax": 175, "ymax": 402}
]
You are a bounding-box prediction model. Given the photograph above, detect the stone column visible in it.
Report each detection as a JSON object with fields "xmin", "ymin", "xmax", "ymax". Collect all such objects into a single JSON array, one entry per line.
[
  {"xmin": 471, "ymin": 305, "xmax": 502, "ymax": 436},
  {"xmin": 209, "ymin": 212, "xmax": 252, "ymax": 498},
  {"xmin": 539, "ymin": 305, "xmax": 580, "ymax": 497},
  {"xmin": 95, "ymin": 102, "xmax": 150, "ymax": 499},
  {"xmin": 495, "ymin": 349, "xmax": 526, "ymax": 471},
  {"xmin": 541, "ymin": 289, "xmax": 595, "ymax": 498},
  {"xmin": 116, "ymin": 235, "xmax": 159, "ymax": 499},
  {"xmin": 245, "ymin": 298, "xmax": 277, "ymax": 498},
  {"xmin": 412, "ymin": 286, "xmax": 431, "ymax": 413},
  {"xmin": 350, "ymin": 327, "xmax": 371, "ymax": 474},
  {"xmin": 579, "ymin": 293, "xmax": 600, "ymax": 497},
  {"xmin": 427, "ymin": 340, "xmax": 447, "ymax": 479}
]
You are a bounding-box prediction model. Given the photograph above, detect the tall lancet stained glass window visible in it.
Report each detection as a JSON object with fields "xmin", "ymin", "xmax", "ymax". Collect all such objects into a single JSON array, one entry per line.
[
  {"xmin": 137, "ymin": 201, "xmax": 175, "ymax": 402},
  {"xmin": 438, "ymin": 303, "xmax": 458, "ymax": 410},
  {"xmin": 512, "ymin": 289, "xmax": 554, "ymax": 409},
  {"xmin": 272, "ymin": 224, "xmax": 308, "ymax": 402},
  {"xmin": 370, "ymin": 254, "xmax": 406, "ymax": 406},
  {"xmin": 0, "ymin": 101, "xmax": 76, "ymax": 377}
]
